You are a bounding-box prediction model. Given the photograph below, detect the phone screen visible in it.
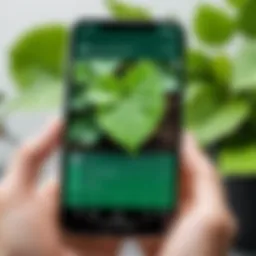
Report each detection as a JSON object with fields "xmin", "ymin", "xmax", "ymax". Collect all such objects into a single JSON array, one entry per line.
[{"xmin": 62, "ymin": 21, "xmax": 184, "ymax": 233}]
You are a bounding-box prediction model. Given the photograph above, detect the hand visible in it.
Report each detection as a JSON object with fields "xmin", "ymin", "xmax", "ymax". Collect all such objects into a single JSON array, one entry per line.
[
  {"xmin": 0, "ymin": 120, "xmax": 119, "ymax": 256},
  {"xmin": 0, "ymin": 119, "xmax": 237, "ymax": 256},
  {"xmin": 141, "ymin": 135, "xmax": 237, "ymax": 256}
]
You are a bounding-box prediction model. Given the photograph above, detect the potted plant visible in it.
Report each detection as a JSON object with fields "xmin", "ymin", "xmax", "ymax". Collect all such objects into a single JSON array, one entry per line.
[{"xmin": 188, "ymin": 1, "xmax": 256, "ymax": 252}]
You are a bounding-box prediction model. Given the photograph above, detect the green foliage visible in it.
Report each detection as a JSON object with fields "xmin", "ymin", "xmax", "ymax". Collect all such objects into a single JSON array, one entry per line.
[
  {"xmin": 188, "ymin": 51, "xmax": 232, "ymax": 85},
  {"xmin": 227, "ymin": 0, "xmax": 248, "ymax": 8},
  {"xmin": 6, "ymin": 0, "xmax": 256, "ymax": 173},
  {"xmin": 10, "ymin": 24, "xmax": 68, "ymax": 91},
  {"xmin": 211, "ymin": 55, "xmax": 232, "ymax": 85},
  {"xmin": 194, "ymin": 4, "xmax": 235, "ymax": 45},
  {"xmin": 238, "ymin": 0, "xmax": 256, "ymax": 37},
  {"xmin": 71, "ymin": 61, "xmax": 168, "ymax": 153},
  {"xmin": 185, "ymin": 81, "xmax": 220, "ymax": 133},
  {"xmin": 188, "ymin": 50, "xmax": 213, "ymax": 80},
  {"xmin": 74, "ymin": 62, "xmax": 95, "ymax": 85},
  {"xmin": 220, "ymin": 145, "xmax": 256, "ymax": 174},
  {"xmin": 187, "ymin": 1, "xmax": 256, "ymax": 174},
  {"xmin": 8, "ymin": 81, "xmax": 62, "ymax": 112},
  {"xmin": 97, "ymin": 62, "xmax": 166, "ymax": 152},
  {"xmin": 232, "ymin": 42, "xmax": 256, "ymax": 91},
  {"xmin": 68, "ymin": 118, "xmax": 101, "ymax": 146},
  {"xmin": 192, "ymin": 99, "xmax": 250, "ymax": 145},
  {"xmin": 8, "ymin": 23, "xmax": 68, "ymax": 112},
  {"xmin": 185, "ymin": 81, "xmax": 250, "ymax": 146},
  {"xmin": 106, "ymin": 0, "xmax": 152, "ymax": 20},
  {"xmin": 90, "ymin": 60, "xmax": 120, "ymax": 76}
]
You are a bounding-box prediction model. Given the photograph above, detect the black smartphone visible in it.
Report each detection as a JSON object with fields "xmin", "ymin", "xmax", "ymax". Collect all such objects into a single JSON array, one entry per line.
[{"xmin": 61, "ymin": 20, "xmax": 184, "ymax": 235}]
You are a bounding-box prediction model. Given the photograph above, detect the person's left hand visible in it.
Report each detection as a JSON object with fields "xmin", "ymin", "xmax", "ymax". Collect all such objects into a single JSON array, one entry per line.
[{"xmin": 0, "ymin": 119, "xmax": 119, "ymax": 256}]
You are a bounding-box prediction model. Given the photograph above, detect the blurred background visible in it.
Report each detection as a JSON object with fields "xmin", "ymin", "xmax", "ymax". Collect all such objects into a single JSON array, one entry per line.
[{"xmin": 1, "ymin": 0, "xmax": 256, "ymax": 255}]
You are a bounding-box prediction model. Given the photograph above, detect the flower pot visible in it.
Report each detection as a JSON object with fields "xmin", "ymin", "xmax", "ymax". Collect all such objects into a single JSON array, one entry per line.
[{"xmin": 225, "ymin": 177, "xmax": 256, "ymax": 252}]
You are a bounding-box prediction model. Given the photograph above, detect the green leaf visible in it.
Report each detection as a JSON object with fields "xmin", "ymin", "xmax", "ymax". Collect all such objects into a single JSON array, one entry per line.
[
  {"xmin": 188, "ymin": 50, "xmax": 213, "ymax": 80},
  {"xmin": 68, "ymin": 118, "xmax": 101, "ymax": 146},
  {"xmin": 211, "ymin": 54, "xmax": 232, "ymax": 85},
  {"xmin": 185, "ymin": 81, "xmax": 203, "ymax": 104},
  {"xmin": 95, "ymin": 72, "xmax": 125, "ymax": 96},
  {"xmin": 220, "ymin": 145, "xmax": 256, "ymax": 175},
  {"xmin": 193, "ymin": 100, "xmax": 250, "ymax": 145},
  {"xmin": 90, "ymin": 60, "xmax": 120, "ymax": 76},
  {"xmin": 185, "ymin": 81, "xmax": 250, "ymax": 145},
  {"xmin": 74, "ymin": 61, "xmax": 95, "ymax": 85},
  {"xmin": 9, "ymin": 23, "xmax": 68, "ymax": 90},
  {"xmin": 232, "ymin": 42, "xmax": 256, "ymax": 91},
  {"xmin": 85, "ymin": 89, "xmax": 119, "ymax": 107},
  {"xmin": 74, "ymin": 60, "xmax": 120, "ymax": 84},
  {"xmin": 227, "ymin": 0, "xmax": 248, "ymax": 8},
  {"xmin": 238, "ymin": 0, "xmax": 256, "ymax": 37},
  {"xmin": 193, "ymin": 4, "xmax": 235, "ymax": 45},
  {"xmin": 8, "ymin": 80, "xmax": 62, "ymax": 112},
  {"xmin": 70, "ymin": 91, "xmax": 91, "ymax": 111},
  {"xmin": 97, "ymin": 62, "xmax": 165, "ymax": 152},
  {"xmin": 106, "ymin": 0, "xmax": 152, "ymax": 20},
  {"xmin": 72, "ymin": 61, "xmax": 122, "ymax": 110},
  {"xmin": 185, "ymin": 81, "xmax": 222, "ymax": 130}
]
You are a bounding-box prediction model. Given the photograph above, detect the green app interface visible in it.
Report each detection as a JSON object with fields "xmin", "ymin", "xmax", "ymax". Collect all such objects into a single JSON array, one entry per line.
[{"xmin": 63, "ymin": 23, "xmax": 183, "ymax": 211}]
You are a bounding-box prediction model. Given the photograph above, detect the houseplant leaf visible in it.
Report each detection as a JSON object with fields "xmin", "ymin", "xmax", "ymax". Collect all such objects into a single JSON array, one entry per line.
[
  {"xmin": 238, "ymin": 0, "xmax": 256, "ymax": 37},
  {"xmin": 74, "ymin": 60, "xmax": 120, "ymax": 85},
  {"xmin": 193, "ymin": 4, "xmax": 235, "ymax": 45},
  {"xmin": 227, "ymin": 0, "xmax": 248, "ymax": 8},
  {"xmin": 220, "ymin": 145, "xmax": 256, "ymax": 175},
  {"xmin": 185, "ymin": 81, "xmax": 222, "ymax": 130},
  {"xmin": 188, "ymin": 50, "xmax": 213, "ymax": 80},
  {"xmin": 68, "ymin": 118, "xmax": 101, "ymax": 146},
  {"xmin": 74, "ymin": 61, "xmax": 95, "ymax": 85},
  {"xmin": 106, "ymin": 0, "xmax": 152, "ymax": 20},
  {"xmin": 185, "ymin": 81, "xmax": 204, "ymax": 104},
  {"xmin": 90, "ymin": 60, "xmax": 120, "ymax": 76},
  {"xmin": 97, "ymin": 62, "xmax": 165, "ymax": 153},
  {"xmin": 232, "ymin": 42, "xmax": 256, "ymax": 91},
  {"xmin": 7, "ymin": 80, "xmax": 62, "ymax": 112},
  {"xmin": 72, "ymin": 61, "xmax": 122, "ymax": 110},
  {"xmin": 193, "ymin": 99, "xmax": 250, "ymax": 145},
  {"xmin": 9, "ymin": 23, "xmax": 68, "ymax": 90},
  {"xmin": 211, "ymin": 54, "xmax": 232, "ymax": 85}
]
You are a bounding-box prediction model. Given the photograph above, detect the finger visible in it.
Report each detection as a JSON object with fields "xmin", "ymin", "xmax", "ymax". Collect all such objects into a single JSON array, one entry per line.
[
  {"xmin": 181, "ymin": 133, "xmax": 226, "ymax": 208},
  {"xmin": 6, "ymin": 118, "xmax": 63, "ymax": 190},
  {"xmin": 40, "ymin": 182, "xmax": 122, "ymax": 256},
  {"xmin": 63, "ymin": 235, "xmax": 121, "ymax": 256},
  {"xmin": 39, "ymin": 181, "xmax": 80, "ymax": 256},
  {"xmin": 139, "ymin": 236, "xmax": 163, "ymax": 256},
  {"xmin": 39, "ymin": 180, "xmax": 60, "ymax": 218},
  {"xmin": 61, "ymin": 250, "xmax": 78, "ymax": 256},
  {"xmin": 180, "ymin": 145, "xmax": 193, "ymax": 212}
]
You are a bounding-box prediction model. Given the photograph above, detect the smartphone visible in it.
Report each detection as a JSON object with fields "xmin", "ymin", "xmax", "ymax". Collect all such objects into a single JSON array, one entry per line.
[{"xmin": 61, "ymin": 20, "xmax": 184, "ymax": 235}]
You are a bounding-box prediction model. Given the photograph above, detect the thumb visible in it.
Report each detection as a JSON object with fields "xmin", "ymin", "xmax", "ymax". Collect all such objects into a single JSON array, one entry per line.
[
  {"xmin": 61, "ymin": 249, "xmax": 79, "ymax": 256},
  {"xmin": 39, "ymin": 180, "xmax": 60, "ymax": 218},
  {"xmin": 181, "ymin": 134, "xmax": 226, "ymax": 209}
]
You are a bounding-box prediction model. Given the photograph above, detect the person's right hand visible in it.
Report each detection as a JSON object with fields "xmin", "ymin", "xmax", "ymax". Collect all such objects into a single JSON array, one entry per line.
[{"xmin": 141, "ymin": 135, "xmax": 237, "ymax": 256}]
